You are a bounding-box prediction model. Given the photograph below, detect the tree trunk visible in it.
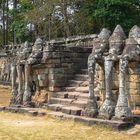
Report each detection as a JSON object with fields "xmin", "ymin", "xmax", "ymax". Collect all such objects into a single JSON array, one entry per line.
[
  {"xmin": 13, "ymin": 0, "xmax": 17, "ymax": 44},
  {"xmin": 61, "ymin": 0, "xmax": 70, "ymax": 38},
  {"xmin": 5, "ymin": 0, "xmax": 9, "ymax": 45},
  {"xmin": 2, "ymin": 0, "xmax": 6, "ymax": 46}
]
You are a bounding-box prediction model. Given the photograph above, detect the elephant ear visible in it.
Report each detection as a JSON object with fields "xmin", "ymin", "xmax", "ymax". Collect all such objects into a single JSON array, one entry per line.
[
  {"xmin": 98, "ymin": 28, "xmax": 111, "ymax": 40},
  {"xmin": 129, "ymin": 25, "xmax": 140, "ymax": 39},
  {"xmin": 137, "ymin": 38, "xmax": 140, "ymax": 44},
  {"xmin": 109, "ymin": 25, "xmax": 126, "ymax": 43},
  {"xmin": 136, "ymin": 45, "xmax": 140, "ymax": 55},
  {"xmin": 109, "ymin": 25, "xmax": 126, "ymax": 55}
]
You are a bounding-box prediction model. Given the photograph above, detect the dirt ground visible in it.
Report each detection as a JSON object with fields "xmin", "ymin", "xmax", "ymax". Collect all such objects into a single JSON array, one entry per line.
[
  {"xmin": 0, "ymin": 85, "xmax": 11, "ymax": 106},
  {"xmin": 0, "ymin": 112, "xmax": 140, "ymax": 140},
  {"xmin": 0, "ymin": 86, "xmax": 140, "ymax": 140}
]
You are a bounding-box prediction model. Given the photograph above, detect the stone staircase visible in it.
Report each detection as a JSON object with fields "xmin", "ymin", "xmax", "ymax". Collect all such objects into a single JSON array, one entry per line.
[{"xmin": 46, "ymin": 69, "xmax": 102, "ymax": 117}]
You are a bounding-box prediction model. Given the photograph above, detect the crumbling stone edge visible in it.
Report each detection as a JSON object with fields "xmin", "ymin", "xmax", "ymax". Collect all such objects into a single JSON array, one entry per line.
[{"xmin": 0, "ymin": 105, "xmax": 138, "ymax": 131}]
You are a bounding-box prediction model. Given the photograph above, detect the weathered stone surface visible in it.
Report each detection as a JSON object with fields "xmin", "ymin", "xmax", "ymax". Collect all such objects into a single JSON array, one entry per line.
[
  {"xmin": 127, "ymin": 128, "xmax": 139, "ymax": 135},
  {"xmin": 61, "ymin": 106, "xmax": 82, "ymax": 115},
  {"xmin": 129, "ymin": 75, "xmax": 140, "ymax": 82},
  {"xmin": 129, "ymin": 95, "xmax": 140, "ymax": 105},
  {"xmin": 65, "ymin": 87, "xmax": 76, "ymax": 92},
  {"xmin": 0, "ymin": 106, "xmax": 5, "ymax": 111},
  {"xmin": 50, "ymin": 98, "xmax": 74, "ymax": 105},
  {"xmin": 52, "ymin": 92, "xmax": 69, "ymax": 98},
  {"xmin": 75, "ymin": 87, "xmax": 89, "ymax": 93},
  {"xmin": 115, "ymin": 25, "xmax": 140, "ymax": 118},
  {"xmin": 135, "ymin": 125, "xmax": 140, "ymax": 129},
  {"xmin": 47, "ymin": 111, "xmax": 133, "ymax": 130},
  {"xmin": 47, "ymin": 104, "xmax": 64, "ymax": 111},
  {"xmin": 72, "ymin": 100, "xmax": 87, "ymax": 108},
  {"xmin": 28, "ymin": 111, "xmax": 38, "ymax": 116},
  {"xmin": 61, "ymin": 106, "xmax": 71, "ymax": 114},
  {"xmin": 67, "ymin": 92, "xmax": 80, "ymax": 99}
]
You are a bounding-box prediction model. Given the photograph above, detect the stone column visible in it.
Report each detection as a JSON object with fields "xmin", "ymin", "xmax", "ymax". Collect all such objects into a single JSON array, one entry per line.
[
  {"xmin": 115, "ymin": 58, "xmax": 132, "ymax": 118},
  {"xmin": 23, "ymin": 63, "xmax": 32, "ymax": 106},
  {"xmin": 16, "ymin": 65, "xmax": 24, "ymax": 104},
  {"xmin": 10, "ymin": 63, "xmax": 18, "ymax": 105},
  {"xmin": 84, "ymin": 54, "xmax": 98, "ymax": 117},
  {"xmin": 99, "ymin": 57, "xmax": 115, "ymax": 119},
  {"xmin": 100, "ymin": 65, "xmax": 106, "ymax": 101}
]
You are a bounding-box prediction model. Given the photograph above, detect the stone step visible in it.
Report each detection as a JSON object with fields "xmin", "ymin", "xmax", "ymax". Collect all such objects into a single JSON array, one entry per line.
[
  {"xmin": 67, "ymin": 92, "xmax": 81, "ymax": 99},
  {"xmin": 79, "ymin": 81, "xmax": 89, "ymax": 87},
  {"xmin": 52, "ymin": 92, "xmax": 80, "ymax": 99},
  {"xmin": 47, "ymin": 104, "xmax": 65, "ymax": 111},
  {"xmin": 50, "ymin": 98, "xmax": 75, "ymax": 105},
  {"xmin": 75, "ymin": 87, "xmax": 89, "ymax": 93},
  {"xmin": 78, "ymin": 94, "xmax": 89, "ymax": 99},
  {"xmin": 75, "ymin": 74, "xmax": 88, "ymax": 81},
  {"xmin": 61, "ymin": 106, "xmax": 82, "ymax": 116},
  {"xmin": 47, "ymin": 103, "xmax": 83, "ymax": 116},
  {"xmin": 72, "ymin": 100, "xmax": 87, "ymax": 108},
  {"xmin": 74, "ymin": 99, "xmax": 102, "ymax": 108},
  {"xmin": 52, "ymin": 91, "xmax": 101, "ymax": 101},
  {"xmin": 78, "ymin": 94, "xmax": 101, "ymax": 101},
  {"xmin": 68, "ymin": 80, "xmax": 84, "ymax": 87},
  {"xmin": 80, "ymin": 69, "xmax": 88, "ymax": 75},
  {"xmin": 134, "ymin": 106, "xmax": 140, "ymax": 110},
  {"xmin": 52, "ymin": 92, "xmax": 69, "ymax": 98},
  {"xmin": 47, "ymin": 111, "xmax": 134, "ymax": 130},
  {"xmin": 65, "ymin": 87, "xmax": 76, "ymax": 92}
]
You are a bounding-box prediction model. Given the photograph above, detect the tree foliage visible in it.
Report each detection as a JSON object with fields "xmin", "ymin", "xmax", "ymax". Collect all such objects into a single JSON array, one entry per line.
[
  {"xmin": 0, "ymin": 0, "xmax": 140, "ymax": 45},
  {"xmin": 84, "ymin": 0, "xmax": 140, "ymax": 32},
  {"xmin": 9, "ymin": 0, "xmax": 34, "ymax": 43}
]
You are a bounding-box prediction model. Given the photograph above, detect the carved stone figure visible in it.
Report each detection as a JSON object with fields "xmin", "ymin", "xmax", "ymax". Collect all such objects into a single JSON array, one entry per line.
[
  {"xmin": 27, "ymin": 38, "xmax": 43, "ymax": 64},
  {"xmin": 23, "ymin": 38, "xmax": 43, "ymax": 106},
  {"xmin": 115, "ymin": 25, "xmax": 140, "ymax": 118},
  {"xmin": 4, "ymin": 59, "xmax": 11, "ymax": 82},
  {"xmin": 15, "ymin": 41, "xmax": 32, "ymax": 104},
  {"xmin": 99, "ymin": 25, "xmax": 126, "ymax": 119},
  {"xmin": 0, "ymin": 60, "xmax": 6, "ymax": 80},
  {"xmin": 10, "ymin": 42, "xmax": 32, "ymax": 105},
  {"xmin": 10, "ymin": 45, "xmax": 20, "ymax": 105},
  {"xmin": 85, "ymin": 28, "xmax": 111, "ymax": 117},
  {"xmin": 0, "ymin": 58, "xmax": 11, "ymax": 82}
]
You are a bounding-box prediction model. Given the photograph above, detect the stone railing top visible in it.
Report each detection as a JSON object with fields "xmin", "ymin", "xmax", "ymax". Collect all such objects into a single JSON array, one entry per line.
[
  {"xmin": 46, "ymin": 34, "xmax": 97, "ymax": 48},
  {"xmin": 48, "ymin": 34, "xmax": 97, "ymax": 43},
  {"xmin": 3, "ymin": 34, "xmax": 97, "ymax": 51},
  {"xmin": 0, "ymin": 52, "xmax": 7, "ymax": 57}
]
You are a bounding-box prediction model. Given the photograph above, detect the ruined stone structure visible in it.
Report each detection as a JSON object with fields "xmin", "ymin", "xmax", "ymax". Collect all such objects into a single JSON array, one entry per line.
[
  {"xmin": 9, "ymin": 39, "xmax": 44, "ymax": 106},
  {"xmin": 0, "ymin": 49, "xmax": 11, "ymax": 85},
  {"xmin": 0, "ymin": 25, "xmax": 140, "ymax": 127},
  {"xmin": 84, "ymin": 28, "xmax": 111, "ymax": 118},
  {"xmin": 99, "ymin": 25, "xmax": 126, "ymax": 119},
  {"xmin": 115, "ymin": 25, "xmax": 140, "ymax": 118}
]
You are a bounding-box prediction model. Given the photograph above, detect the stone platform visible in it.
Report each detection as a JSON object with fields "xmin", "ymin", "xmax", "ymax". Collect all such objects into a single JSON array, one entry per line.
[{"xmin": 0, "ymin": 105, "xmax": 138, "ymax": 131}]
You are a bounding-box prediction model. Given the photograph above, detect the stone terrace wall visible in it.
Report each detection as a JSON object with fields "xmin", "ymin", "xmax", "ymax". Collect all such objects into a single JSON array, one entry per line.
[
  {"xmin": 0, "ymin": 52, "xmax": 11, "ymax": 85},
  {"xmin": 96, "ymin": 61, "xmax": 140, "ymax": 112},
  {"xmin": 32, "ymin": 43, "xmax": 92, "ymax": 105}
]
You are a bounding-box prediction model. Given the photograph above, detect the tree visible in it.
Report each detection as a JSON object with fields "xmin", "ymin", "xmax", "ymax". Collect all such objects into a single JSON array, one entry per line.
[
  {"xmin": 9, "ymin": 0, "xmax": 34, "ymax": 43},
  {"xmin": 1, "ymin": 0, "xmax": 140, "ymax": 45},
  {"xmin": 83, "ymin": 0, "xmax": 140, "ymax": 33}
]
